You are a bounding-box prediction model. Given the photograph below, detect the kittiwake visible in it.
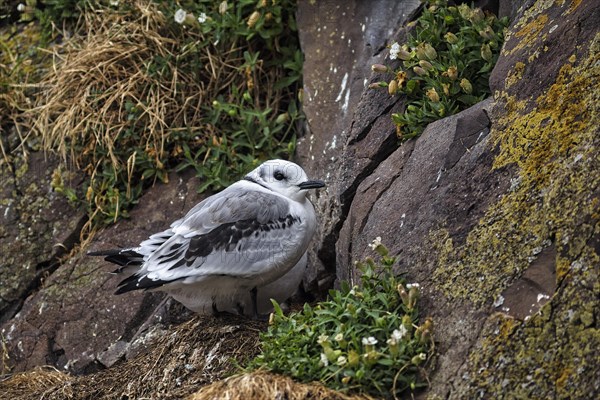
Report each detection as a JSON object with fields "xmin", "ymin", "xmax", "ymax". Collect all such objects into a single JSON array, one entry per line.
[{"xmin": 89, "ymin": 159, "xmax": 324, "ymax": 318}]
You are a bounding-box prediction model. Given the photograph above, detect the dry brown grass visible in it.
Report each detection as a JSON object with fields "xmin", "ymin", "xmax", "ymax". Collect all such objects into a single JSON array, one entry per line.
[
  {"xmin": 188, "ymin": 371, "xmax": 375, "ymax": 400},
  {"xmin": 0, "ymin": 314, "xmax": 374, "ymax": 399},
  {"xmin": 0, "ymin": 366, "xmax": 72, "ymax": 399},
  {"xmin": 30, "ymin": 1, "xmax": 207, "ymax": 169},
  {"xmin": 0, "ymin": 314, "xmax": 265, "ymax": 400}
]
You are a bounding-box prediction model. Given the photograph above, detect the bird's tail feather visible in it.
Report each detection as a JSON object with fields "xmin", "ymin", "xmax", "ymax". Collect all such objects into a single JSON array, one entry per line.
[
  {"xmin": 115, "ymin": 274, "xmax": 177, "ymax": 294},
  {"xmin": 88, "ymin": 248, "xmax": 144, "ymax": 268}
]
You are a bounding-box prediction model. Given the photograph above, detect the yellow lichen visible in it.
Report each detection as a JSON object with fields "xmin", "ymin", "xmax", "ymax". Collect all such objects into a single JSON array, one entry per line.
[
  {"xmin": 505, "ymin": 62, "xmax": 526, "ymax": 89},
  {"xmin": 515, "ymin": 14, "xmax": 549, "ymax": 38},
  {"xmin": 432, "ymin": 32, "xmax": 599, "ymax": 305}
]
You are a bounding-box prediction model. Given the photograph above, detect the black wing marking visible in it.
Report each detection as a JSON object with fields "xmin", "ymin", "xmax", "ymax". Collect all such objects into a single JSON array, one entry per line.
[
  {"xmin": 183, "ymin": 215, "xmax": 300, "ymax": 266},
  {"xmin": 88, "ymin": 249, "xmax": 144, "ymax": 272},
  {"xmin": 114, "ymin": 273, "xmax": 182, "ymax": 294}
]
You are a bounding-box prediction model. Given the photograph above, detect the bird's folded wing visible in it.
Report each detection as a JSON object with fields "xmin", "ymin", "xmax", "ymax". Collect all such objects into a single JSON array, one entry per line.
[{"xmin": 136, "ymin": 186, "xmax": 297, "ymax": 281}]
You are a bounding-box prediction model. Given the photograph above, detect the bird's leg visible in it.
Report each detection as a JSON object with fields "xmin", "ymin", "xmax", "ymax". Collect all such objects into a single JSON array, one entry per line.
[
  {"xmin": 211, "ymin": 298, "xmax": 220, "ymax": 316},
  {"xmin": 235, "ymin": 302, "xmax": 245, "ymax": 316},
  {"xmin": 250, "ymin": 287, "xmax": 270, "ymax": 321},
  {"xmin": 250, "ymin": 286, "xmax": 258, "ymax": 320}
]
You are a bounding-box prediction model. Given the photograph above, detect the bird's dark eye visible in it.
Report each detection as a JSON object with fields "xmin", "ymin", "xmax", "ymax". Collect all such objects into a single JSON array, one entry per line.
[{"xmin": 274, "ymin": 171, "xmax": 285, "ymax": 181}]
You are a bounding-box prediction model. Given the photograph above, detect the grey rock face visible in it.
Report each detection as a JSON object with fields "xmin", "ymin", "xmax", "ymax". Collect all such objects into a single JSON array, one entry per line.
[{"xmin": 295, "ymin": 0, "xmax": 422, "ymax": 295}]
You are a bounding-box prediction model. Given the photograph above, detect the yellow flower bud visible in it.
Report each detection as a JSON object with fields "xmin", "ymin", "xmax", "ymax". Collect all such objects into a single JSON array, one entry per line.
[
  {"xmin": 247, "ymin": 11, "xmax": 261, "ymax": 28},
  {"xmin": 395, "ymin": 124, "xmax": 403, "ymax": 139},
  {"xmin": 413, "ymin": 66, "xmax": 427, "ymax": 76},
  {"xmin": 219, "ymin": 1, "xmax": 228, "ymax": 14},
  {"xmin": 481, "ymin": 43, "xmax": 493, "ymax": 61},
  {"xmin": 371, "ymin": 64, "xmax": 388, "ymax": 73},
  {"xmin": 275, "ymin": 112, "xmax": 289, "ymax": 124},
  {"xmin": 388, "ymin": 79, "xmax": 399, "ymax": 95},
  {"xmin": 470, "ymin": 8, "xmax": 485, "ymax": 23},
  {"xmin": 479, "ymin": 26, "xmax": 495, "ymax": 40},
  {"xmin": 397, "ymin": 48, "xmax": 412, "ymax": 61},
  {"xmin": 417, "ymin": 43, "xmax": 437, "ymax": 60},
  {"xmin": 397, "ymin": 284, "xmax": 409, "ymax": 305},
  {"xmin": 442, "ymin": 83, "xmax": 450, "ymax": 96},
  {"xmin": 444, "ymin": 66, "xmax": 458, "ymax": 80},
  {"xmin": 408, "ymin": 286, "xmax": 419, "ymax": 308},
  {"xmin": 419, "ymin": 60, "xmax": 434, "ymax": 70},
  {"xmin": 347, "ymin": 350, "xmax": 360, "ymax": 367},
  {"xmin": 445, "ymin": 32, "xmax": 458, "ymax": 44},
  {"xmin": 396, "ymin": 71, "xmax": 407, "ymax": 87},
  {"xmin": 426, "ymin": 88, "xmax": 440, "ymax": 103},
  {"xmin": 460, "ymin": 78, "xmax": 473, "ymax": 94},
  {"xmin": 86, "ymin": 186, "xmax": 93, "ymax": 202},
  {"xmin": 457, "ymin": 4, "xmax": 470, "ymax": 19},
  {"xmin": 411, "ymin": 353, "xmax": 427, "ymax": 365}
]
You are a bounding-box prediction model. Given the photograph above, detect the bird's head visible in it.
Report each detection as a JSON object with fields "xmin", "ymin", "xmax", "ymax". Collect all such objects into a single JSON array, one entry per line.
[{"xmin": 245, "ymin": 159, "xmax": 325, "ymax": 202}]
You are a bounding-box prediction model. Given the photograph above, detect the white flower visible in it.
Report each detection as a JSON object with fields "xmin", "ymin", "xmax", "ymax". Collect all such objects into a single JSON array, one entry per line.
[
  {"xmin": 174, "ymin": 9, "xmax": 187, "ymax": 24},
  {"xmin": 337, "ymin": 355, "xmax": 347, "ymax": 366},
  {"xmin": 198, "ymin": 12, "xmax": 207, "ymax": 23},
  {"xmin": 368, "ymin": 236, "xmax": 382, "ymax": 250},
  {"xmin": 334, "ymin": 333, "xmax": 344, "ymax": 342},
  {"xmin": 406, "ymin": 282, "xmax": 420, "ymax": 289},
  {"xmin": 392, "ymin": 325, "xmax": 407, "ymax": 341},
  {"xmin": 317, "ymin": 334, "xmax": 329, "ymax": 345},
  {"xmin": 17, "ymin": 3, "xmax": 25, "ymax": 11},
  {"xmin": 418, "ymin": 352, "xmax": 427, "ymax": 360},
  {"xmin": 387, "ymin": 327, "xmax": 407, "ymax": 346},
  {"xmin": 109, "ymin": 0, "xmax": 119, "ymax": 6},
  {"xmin": 362, "ymin": 336, "xmax": 378, "ymax": 346},
  {"xmin": 389, "ymin": 42, "xmax": 401, "ymax": 60},
  {"xmin": 320, "ymin": 353, "xmax": 329, "ymax": 367}
]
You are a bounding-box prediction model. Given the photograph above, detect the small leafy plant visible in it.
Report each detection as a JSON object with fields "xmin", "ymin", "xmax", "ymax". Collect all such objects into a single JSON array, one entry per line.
[
  {"xmin": 370, "ymin": 0, "xmax": 508, "ymax": 140},
  {"xmin": 11, "ymin": 0, "xmax": 302, "ymax": 234},
  {"xmin": 247, "ymin": 239, "xmax": 434, "ymax": 398}
]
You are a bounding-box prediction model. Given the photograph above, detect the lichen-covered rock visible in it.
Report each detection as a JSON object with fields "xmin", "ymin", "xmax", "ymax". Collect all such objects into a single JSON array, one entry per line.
[
  {"xmin": 447, "ymin": 1, "xmax": 600, "ymax": 396},
  {"xmin": 337, "ymin": 0, "xmax": 599, "ymax": 397},
  {"xmin": 0, "ymin": 150, "xmax": 85, "ymax": 324},
  {"xmin": 1, "ymin": 170, "xmax": 205, "ymax": 374}
]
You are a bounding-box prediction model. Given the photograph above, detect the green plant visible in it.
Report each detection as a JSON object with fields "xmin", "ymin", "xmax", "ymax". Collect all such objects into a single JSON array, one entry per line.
[
  {"xmin": 20, "ymin": 0, "xmax": 302, "ymax": 233},
  {"xmin": 371, "ymin": 0, "xmax": 508, "ymax": 140},
  {"xmin": 247, "ymin": 239, "xmax": 434, "ymax": 398}
]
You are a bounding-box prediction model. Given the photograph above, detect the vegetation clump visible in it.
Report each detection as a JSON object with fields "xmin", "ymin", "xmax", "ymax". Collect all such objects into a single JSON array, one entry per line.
[
  {"xmin": 248, "ymin": 240, "xmax": 434, "ymax": 398},
  {"xmin": 5, "ymin": 0, "xmax": 302, "ymax": 235},
  {"xmin": 370, "ymin": 0, "xmax": 508, "ymax": 140}
]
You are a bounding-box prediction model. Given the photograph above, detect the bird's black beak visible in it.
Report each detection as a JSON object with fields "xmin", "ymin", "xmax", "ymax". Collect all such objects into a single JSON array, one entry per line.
[{"xmin": 298, "ymin": 180, "xmax": 326, "ymax": 190}]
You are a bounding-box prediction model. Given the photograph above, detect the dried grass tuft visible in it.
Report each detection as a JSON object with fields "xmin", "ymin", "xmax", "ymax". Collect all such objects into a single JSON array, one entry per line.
[
  {"xmin": 188, "ymin": 371, "xmax": 374, "ymax": 400},
  {"xmin": 0, "ymin": 315, "xmax": 265, "ymax": 400},
  {"xmin": 0, "ymin": 366, "xmax": 73, "ymax": 399},
  {"xmin": 30, "ymin": 1, "xmax": 208, "ymax": 168}
]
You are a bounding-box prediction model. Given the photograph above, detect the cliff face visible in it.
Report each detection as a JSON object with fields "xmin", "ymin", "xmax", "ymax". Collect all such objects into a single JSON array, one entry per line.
[
  {"xmin": 298, "ymin": 0, "xmax": 598, "ymax": 397},
  {"xmin": 0, "ymin": 0, "xmax": 597, "ymax": 398}
]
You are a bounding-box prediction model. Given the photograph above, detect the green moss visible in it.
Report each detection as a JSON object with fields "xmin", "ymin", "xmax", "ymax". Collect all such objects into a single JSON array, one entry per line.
[{"xmin": 432, "ymin": 32, "xmax": 599, "ymax": 305}]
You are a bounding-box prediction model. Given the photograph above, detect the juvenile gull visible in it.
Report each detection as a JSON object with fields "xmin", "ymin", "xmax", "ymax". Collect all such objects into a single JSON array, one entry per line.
[{"xmin": 89, "ymin": 160, "xmax": 324, "ymax": 318}]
